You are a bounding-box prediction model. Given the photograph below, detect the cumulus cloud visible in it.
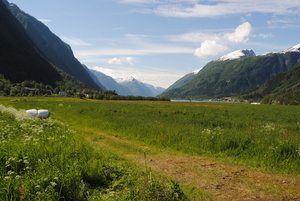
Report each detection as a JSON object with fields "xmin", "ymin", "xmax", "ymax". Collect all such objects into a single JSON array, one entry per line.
[
  {"xmin": 224, "ymin": 22, "xmax": 252, "ymax": 42},
  {"xmin": 194, "ymin": 40, "xmax": 228, "ymax": 58},
  {"xmin": 193, "ymin": 22, "xmax": 253, "ymax": 58},
  {"xmin": 108, "ymin": 57, "xmax": 123, "ymax": 64}
]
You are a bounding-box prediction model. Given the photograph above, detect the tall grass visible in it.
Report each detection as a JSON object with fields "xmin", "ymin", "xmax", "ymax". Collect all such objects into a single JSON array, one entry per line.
[
  {"xmin": 2, "ymin": 98, "xmax": 300, "ymax": 175},
  {"xmin": 0, "ymin": 103, "xmax": 188, "ymax": 200}
]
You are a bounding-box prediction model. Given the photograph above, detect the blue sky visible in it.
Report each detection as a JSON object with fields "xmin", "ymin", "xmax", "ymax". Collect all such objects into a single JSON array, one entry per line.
[{"xmin": 10, "ymin": 0, "xmax": 300, "ymax": 88}]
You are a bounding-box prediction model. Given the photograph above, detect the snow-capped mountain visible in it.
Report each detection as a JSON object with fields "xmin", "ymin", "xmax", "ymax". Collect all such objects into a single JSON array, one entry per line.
[
  {"xmin": 279, "ymin": 44, "xmax": 300, "ymax": 54},
  {"xmin": 116, "ymin": 76, "xmax": 154, "ymax": 97},
  {"xmin": 88, "ymin": 69, "xmax": 133, "ymax": 96},
  {"xmin": 213, "ymin": 49, "xmax": 256, "ymax": 62},
  {"xmin": 116, "ymin": 76, "xmax": 166, "ymax": 96}
]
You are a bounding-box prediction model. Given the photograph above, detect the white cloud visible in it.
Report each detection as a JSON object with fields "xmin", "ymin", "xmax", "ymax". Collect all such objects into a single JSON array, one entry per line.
[
  {"xmin": 91, "ymin": 67, "xmax": 118, "ymax": 78},
  {"xmin": 76, "ymin": 46, "xmax": 194, "ymax": 58},
  {"xmin": 168, "ymin": 22, "xmax": 252, "ymax": 44},
  {"xmin": 138, "ymin": 0, "xmax": 300, "ymax": 18},
  {"xmin": 224, "ymin": 22, "xmax": 252, "ymax": 42},
  {"xmin": 168, "ymin": 32, "xmax": 220, "ymax": 43},
  {"xmin": 258, "ymin": 33, "xmax": 274, "ymax": 38},
  {"xmin": 38, "ymin": 19, "xmax": 52, "ymax": 23},
  {"xmin": 118, "ymin": 0, "xmax": 159, "ymax": 3},
  {"xmin": 108, "ymin": 57, "xmax": 123, "ymax": 64},
  {"xmin": 267, "ymin": 17, "xmax": 300, "ymax": 29},
  {"xmin": 60, "ymin": 36, "xmax": 91, "ymax": 46},
  {"xmin": 126, "ymin": 57, "xmax": 135, "ymax": 64},
  {"xmin": 194, "ymin": 40, "xmax": 228, "ymax": 58}
]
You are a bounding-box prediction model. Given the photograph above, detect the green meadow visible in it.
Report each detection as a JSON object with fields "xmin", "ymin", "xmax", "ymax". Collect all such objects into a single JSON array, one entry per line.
[{"xmin": 1, "ymin": 97, "xmax": 300, "ymax": 200}]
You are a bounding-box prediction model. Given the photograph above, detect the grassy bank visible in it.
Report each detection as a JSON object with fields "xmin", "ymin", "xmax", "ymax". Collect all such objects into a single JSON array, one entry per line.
[
  {"xmin": 0, "ymin": 102, "xmax": 188, "ymax": 200},
  {"xmin": 1, "ymin": 97, "xmax": 300, "ymax": 176}
]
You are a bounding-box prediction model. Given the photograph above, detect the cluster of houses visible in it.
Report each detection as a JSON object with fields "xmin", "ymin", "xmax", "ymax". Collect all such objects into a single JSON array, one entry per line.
[{"xmin": 21, "ymin": 87, "xmax": 67, "ymax": 96}]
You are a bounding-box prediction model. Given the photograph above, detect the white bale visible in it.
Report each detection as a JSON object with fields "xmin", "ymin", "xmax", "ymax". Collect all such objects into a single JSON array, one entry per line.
[
  {"xmin": 38, "ymin": 110, "xmax": 49, "ymax": 119},
  {"xmin": 26, "ymin": 109, "xmax": 38, "ymax": 118}
]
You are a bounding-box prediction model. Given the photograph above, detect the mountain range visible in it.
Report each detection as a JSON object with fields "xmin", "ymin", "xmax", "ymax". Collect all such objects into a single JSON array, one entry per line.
[
  {"xmin": 1, "ymin": 0, "xmax": 300, "ymax": 101},
  {"xmin": 2, "ymin": 0, "xmax": 165, "ymax": 96},
  {"xmin": 160, "ymin": 45, "xmax": 300, "ymax": 100},
  {"xmin": 88, "ymin": 69, "xmax": 165, "ymax": 96}
]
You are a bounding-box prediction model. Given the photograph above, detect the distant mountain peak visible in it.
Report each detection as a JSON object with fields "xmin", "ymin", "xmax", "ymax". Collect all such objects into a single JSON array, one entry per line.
[
  {"xmin": 117, "ymin": 76, "xmax": 136, "ymax": 83},
  {"xmin": 213, "ymin": 49, "xmax": 256, "ymax": 62},
  {"xmin": 279, "ymin": 44, "xmax": 300, "ymax": 54}
]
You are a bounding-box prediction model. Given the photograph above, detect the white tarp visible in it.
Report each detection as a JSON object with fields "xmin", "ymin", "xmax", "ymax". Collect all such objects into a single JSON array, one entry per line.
[
  {"xmin": 26, "ymin": 109, "xmax": 49, "ymax": 118},
  {"xmin": 26, "ymin": 109, "xmax": 38, "ymax": 118},
  {"xmin": 38, "ymin": 110, "xmax": 49, "ymax": 119}
]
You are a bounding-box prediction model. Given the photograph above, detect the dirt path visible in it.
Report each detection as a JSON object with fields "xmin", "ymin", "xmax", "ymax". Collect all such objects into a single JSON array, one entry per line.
[{"xmin": 86, "ymin": 131, "xmax": 300, "ymax": 201}]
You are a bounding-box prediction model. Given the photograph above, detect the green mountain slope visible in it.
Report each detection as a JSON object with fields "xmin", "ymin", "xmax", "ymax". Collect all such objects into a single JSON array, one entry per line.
[
  {"xmin": 238, "ymin": 61, "xmax": 300, "ymax": 100},
  {"xmin": 161, "ymin": 50, "xmax": 300, "ymax": 100},
  {"xmin": 0, "ymin": 0, "xmax": 62, "ymax": 86},
  {"xmin": 161, "ymin": 71, "xmax": 198, "ymax": 95},
  {"xmin": 4, "ymin": 0, "xmax": 104, "ymax": 91}
]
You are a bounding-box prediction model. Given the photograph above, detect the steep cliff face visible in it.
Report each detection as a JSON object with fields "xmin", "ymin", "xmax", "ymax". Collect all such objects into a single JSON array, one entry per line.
[
  {"xmin": 3, "ymin": 0, "xmax": 104, "ymax": 90},
  {"xmin": 0, "ymin": 0, "xmax": 63, "ymax": 86}
]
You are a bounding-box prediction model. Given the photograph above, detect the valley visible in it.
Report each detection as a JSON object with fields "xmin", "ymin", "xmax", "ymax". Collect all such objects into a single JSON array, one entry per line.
[{"xmin": 1, "ymin": 97, "xmax": 299, "ymax": 200}]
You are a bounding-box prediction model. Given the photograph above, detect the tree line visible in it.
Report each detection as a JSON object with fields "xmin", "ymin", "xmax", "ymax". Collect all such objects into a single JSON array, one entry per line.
[{"xmin": 0, "ymin": 74, "xmax": 170, "ymax": 101}]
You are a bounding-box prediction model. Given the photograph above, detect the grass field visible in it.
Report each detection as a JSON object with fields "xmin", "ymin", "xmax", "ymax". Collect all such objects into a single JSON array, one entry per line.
[{"xmin": 0, "ymin": 97, "xmax": 300, "ymax": 200}]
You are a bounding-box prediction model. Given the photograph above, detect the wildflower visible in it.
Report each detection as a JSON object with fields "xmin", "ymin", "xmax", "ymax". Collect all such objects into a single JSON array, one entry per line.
[
  {"xmin": 4, "ymin": 176, "xmax": 10, "ymax": 180},
  {"xmin": 7, "ymin": 170, "xmax": 15, "ymax": 175},
  {"xmin": 23, "ymin": 160, "xmax": 29, "ymax": 164},
  {"xmin": 50, "ymin": 182, "xmax": 57, "ymax": 187},
  {"xmin": 15, "ymin": 175, "xmax": 21, "ymax": 179},
  {"xmin": 8, "ymin": 157, "xmax": 16, "ymax": 161},
  {"xmin": 35, "ymin": 185, "xmax": 41, "ymax": 188}
]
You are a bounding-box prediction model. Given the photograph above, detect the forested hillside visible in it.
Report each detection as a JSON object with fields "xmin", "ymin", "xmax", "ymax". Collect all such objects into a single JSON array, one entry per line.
[
  {"xmin": 238, "ymin": 61, "xmax": 300, "ymax": 104},
  {"xmin": 161, "ymin": 51, "xmax": 300, "ymax": 100}
]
